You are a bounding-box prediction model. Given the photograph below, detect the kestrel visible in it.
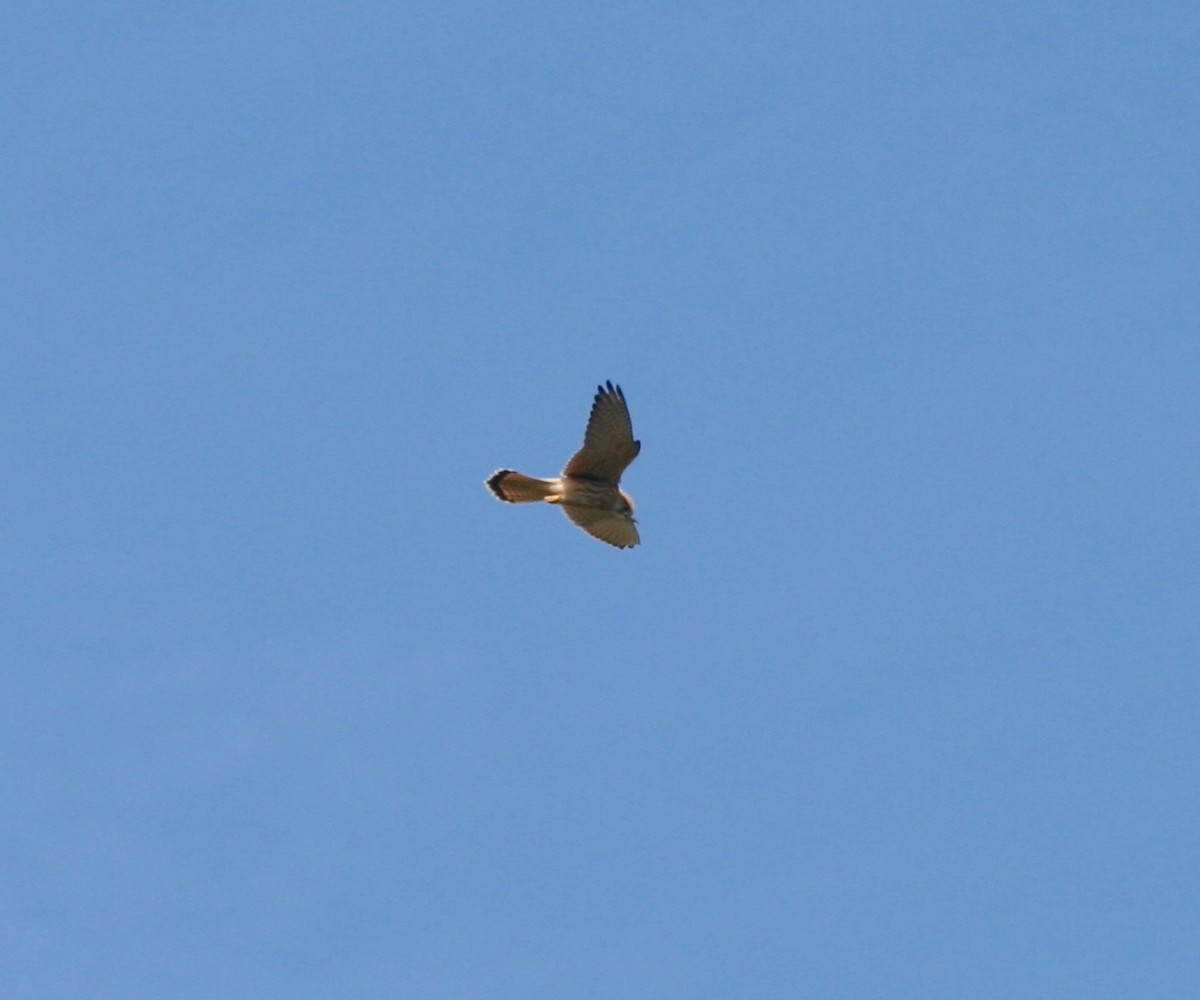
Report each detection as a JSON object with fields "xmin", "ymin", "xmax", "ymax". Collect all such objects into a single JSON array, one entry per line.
[{"xmin": 486, "ymin": 380, "xmax": 641, "ymax": 549}]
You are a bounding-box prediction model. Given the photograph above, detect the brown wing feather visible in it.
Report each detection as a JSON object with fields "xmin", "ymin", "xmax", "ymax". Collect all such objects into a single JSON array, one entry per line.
[
  {"xmin": 561, "ymin": 505, "xmax": 640, "ymax": 549},
  {"xmin": 562, "ymin": 381, "xmax": 640, "ymax": 482}
]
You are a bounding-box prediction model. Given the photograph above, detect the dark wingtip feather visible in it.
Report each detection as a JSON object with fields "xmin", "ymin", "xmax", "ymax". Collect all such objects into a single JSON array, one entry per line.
[{"xmin": 599, "ymin": 379, "xmax": 623, "ymax": 401}]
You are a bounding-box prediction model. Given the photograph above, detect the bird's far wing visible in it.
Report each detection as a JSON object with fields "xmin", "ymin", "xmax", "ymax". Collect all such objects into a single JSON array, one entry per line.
[
  {"xmin": 562, "ymin": 381, "xmax": 640, "ymax": 482},
  {"xmin": 561, "ymin": 504, "xmax": 640, "ymax": 549}
]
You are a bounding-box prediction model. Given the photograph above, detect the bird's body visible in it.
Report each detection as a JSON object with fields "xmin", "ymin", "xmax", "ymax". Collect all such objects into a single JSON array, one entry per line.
[{"xmin": 486, "ymin": 381, "xmax": 641, "ymax": 548}]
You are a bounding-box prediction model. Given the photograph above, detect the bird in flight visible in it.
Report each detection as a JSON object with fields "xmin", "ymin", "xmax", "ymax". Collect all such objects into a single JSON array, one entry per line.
[{"xmin": 486, "ymin": 381, "xmax": 641, "ymax": 549}]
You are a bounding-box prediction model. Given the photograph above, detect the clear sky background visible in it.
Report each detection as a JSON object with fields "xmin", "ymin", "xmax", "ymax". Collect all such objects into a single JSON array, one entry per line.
[{"xmin": 3, "ymin": 4, "xmax": 1197, "ymax": 998}]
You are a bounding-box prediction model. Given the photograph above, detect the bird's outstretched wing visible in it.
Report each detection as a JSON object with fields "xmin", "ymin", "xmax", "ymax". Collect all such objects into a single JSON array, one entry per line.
[
  {"xmin": 562, "ymin": 381, "xmax": 640, "ymax": 482},
  {"xmin": 561, "ymin": 504, "xmax": 640, "ymax": 549}
]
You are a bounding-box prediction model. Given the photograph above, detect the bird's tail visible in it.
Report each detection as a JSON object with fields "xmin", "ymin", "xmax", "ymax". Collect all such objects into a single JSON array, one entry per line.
[{"xmin": 486, "ymin": 470, "xmax": 559, "ymax": 503}]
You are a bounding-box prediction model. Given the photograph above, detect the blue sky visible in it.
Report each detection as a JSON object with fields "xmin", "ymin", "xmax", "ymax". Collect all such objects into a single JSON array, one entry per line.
[{"xmin": 3, "ymin": 4, "xmax": 1198, "ymax": 997}]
